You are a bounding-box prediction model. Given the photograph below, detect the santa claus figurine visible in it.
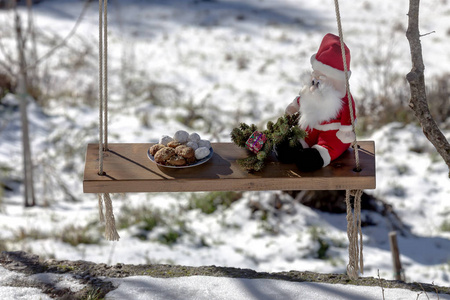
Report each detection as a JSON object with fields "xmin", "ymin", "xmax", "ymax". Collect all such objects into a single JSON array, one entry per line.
[{"xmin": 276, "ymin": 33, "xmax": 356, "ymax": 172}]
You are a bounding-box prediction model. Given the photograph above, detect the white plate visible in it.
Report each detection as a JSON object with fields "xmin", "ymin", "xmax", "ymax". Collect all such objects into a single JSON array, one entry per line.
[{"xmin": 147, "ymin": 147, "xmax": 213, "ymax": 168}]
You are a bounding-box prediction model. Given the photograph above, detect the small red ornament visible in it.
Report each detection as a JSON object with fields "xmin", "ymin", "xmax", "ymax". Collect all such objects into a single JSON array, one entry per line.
[{"xmin": 245, "ymin": 131, "xmax": 267, "ymax": 153}]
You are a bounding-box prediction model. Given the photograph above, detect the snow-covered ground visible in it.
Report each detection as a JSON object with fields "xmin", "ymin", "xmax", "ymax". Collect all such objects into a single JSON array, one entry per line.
[
  {"xmin": 0, "ymin": 0, "xmax": 449, "ymax": 297},
  {"xmin": 3, "ymin": 265, "xmax": 448, "ymax": 300}
]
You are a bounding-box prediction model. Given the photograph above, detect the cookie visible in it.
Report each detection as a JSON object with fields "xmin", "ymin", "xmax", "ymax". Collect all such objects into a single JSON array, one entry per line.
[
  {"xmin": 159, "ymin": 135, "xmax": 173, "ymax": 146},
  {"xmin": 167, "ymin": 141, "xmax": 182, "ymax": 148},
  {"xmin": 188, "ymin": 133, "xmax": 201, "ymax": 143},
  {"xmin": 186, "ymin": 156, "xmax": 196, "ymax": 164},
  {"xmin": 149, "ymin": 144, "xmax": 165, "ymax": 156},
  {"xmin": 195, "ymin": 147, "xmax": 210, "ymax": 160},
  {"xmin": 173, "ymin": 130, "xmax": 189, "ymax": 143},
  {"xmin": 175, "ymin": 145, "xmax": 195, "ymax": 159},
  {"xmin": 186, "ymin": 141, "xmax": 199, "ymax": 150},
  {"xmin": 154, "ymin": 147, "xmax": 175, "ymax": 163},
  {"xmin": 166, "ymin": 155, "xmax": 186, "ymax": 166},
  {"xmin": 198, "ymin": 139, "xmax": 211, "ymax": 149}
]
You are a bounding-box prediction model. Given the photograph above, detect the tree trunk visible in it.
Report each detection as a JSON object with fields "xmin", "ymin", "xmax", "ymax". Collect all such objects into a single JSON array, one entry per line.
[
  {"xmin": 15, "ymin": 4, "xmax": 36, "ymax": 207},
  {"xmin": 406, "ymin": 0, "xmax": 450, "ymax": 177}
]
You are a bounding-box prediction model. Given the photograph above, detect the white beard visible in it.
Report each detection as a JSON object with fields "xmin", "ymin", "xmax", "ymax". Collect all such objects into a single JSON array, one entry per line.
[{"xmin": 298, "ymin": 82, "xmax": 343, "ymax": 130}]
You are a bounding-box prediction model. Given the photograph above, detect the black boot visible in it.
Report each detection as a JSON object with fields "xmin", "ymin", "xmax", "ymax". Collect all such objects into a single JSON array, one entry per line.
[
  {"xmin": 274, "ymin": 139, "xmax": 303, "ymax": 164},
  {"xmin": 295, "ymin": 148, "xmax": 324, "ymax": 172}
]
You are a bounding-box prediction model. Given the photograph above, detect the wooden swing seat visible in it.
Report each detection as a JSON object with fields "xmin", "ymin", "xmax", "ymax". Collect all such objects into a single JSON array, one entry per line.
[{"xmin": 83, "ymin": 141, "xmax": 375, "ymax": 193}]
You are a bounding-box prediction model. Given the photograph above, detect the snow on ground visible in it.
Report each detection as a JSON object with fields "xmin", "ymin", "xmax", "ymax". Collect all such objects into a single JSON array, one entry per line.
[
  {"xmin": 0, "ymin": 0, "xmax": 449, "ymax": 298},
  {"xmin": 1, "ymin": 265, "xmax": 448, "ymax": 300},
  {"xmin": 105, "ymin": 275, "xmax": 449, "ymax": 300}
]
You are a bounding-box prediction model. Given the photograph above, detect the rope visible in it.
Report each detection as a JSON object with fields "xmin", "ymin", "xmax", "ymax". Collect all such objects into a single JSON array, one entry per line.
[
  {"xmin": 98, "ymin": 193, "xmax": 105, "ymax": 223},
  {"xmin": 99, "ymin": 0, "xmax": 109, "ymax": 174},
  {"xmin": 98, "ymin": 0, "xmax": 104, "ymax": 175},
  {"xmin": 345, "ymin": 189, "xmax": 364, "ymax": 279},
  {"xmin": 97, "ymin": 0, "xmax": 119, "ymax": 241},
  {"xmin": 103, "ymin": 0, "xmax": 109, "ymax": 150},
  {"xmin": 103, "ymin": 193, "xmax": 120, "ymax": 241},
  {"xmin": 333, "ymin": 0, "xmax": 360, "ymax": 171},
  {"xmin": 333, "ymin": 0, "xmax": 363, "ymax": 279}
]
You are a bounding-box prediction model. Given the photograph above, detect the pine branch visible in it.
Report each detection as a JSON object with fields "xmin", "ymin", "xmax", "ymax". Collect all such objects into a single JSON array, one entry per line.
[
  {"xmin": 231, "ymin": 112, "xmax": 306, "ymax": 172},
  {"xmin": 237, "ymin": 156, "xmax": 259, "ymax": 172}
]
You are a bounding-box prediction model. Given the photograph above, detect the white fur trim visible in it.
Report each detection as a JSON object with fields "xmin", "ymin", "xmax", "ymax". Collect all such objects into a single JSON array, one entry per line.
[
  {"xmin": 339, "ymin": 124, "xmax": 353, "ymax": 132},
  {"xmin": 312, "ymin": 145, "xmax": 331, "ymax": 167},
  {"xmin": 314, "ymin": 122, "xmax": 340, "ymax": 131},
  {"xmin": 336, "ymin": 130, "xmax": 356, "ymax": 144},
  {"xmin": 300, "ymin": 139, "xmax": 309, "ymax": 148},
  {"xmin": 311, "ymin": 54, "xmax": 351, "ymax": 83}
]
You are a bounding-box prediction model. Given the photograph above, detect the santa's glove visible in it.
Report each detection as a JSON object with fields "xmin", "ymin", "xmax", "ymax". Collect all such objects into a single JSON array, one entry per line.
[
  {"xmin": 294, "ymin": 148, "xmax": 324, "ymax": 172},
  {"xmin": 274, "ymin": 139, "xmax": 303, "ymax": 164}
]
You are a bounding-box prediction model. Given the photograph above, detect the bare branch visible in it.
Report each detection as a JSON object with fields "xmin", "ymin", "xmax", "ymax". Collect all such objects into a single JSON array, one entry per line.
[
  {"xmin": 0, "ymin": 60, "xmax": 16, "ymax": 78},
  {"xmin": 420, "ymin": 30, "xmax": 435, "ymax": 37},
  {"xmin": 406, "ymin": 0, "xmax": 450, "ymax": 177},
  {"xmin": 25, "ymin": 0, "xmax": 92, "ymax": 71},
  {"xmin": 0, "ymin": 26, "xmax": 19, "ymax": 67}
]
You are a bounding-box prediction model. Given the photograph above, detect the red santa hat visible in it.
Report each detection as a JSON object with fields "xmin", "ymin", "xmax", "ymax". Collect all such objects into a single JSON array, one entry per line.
[{"xmin": 310, "ymin": 33, "xmax": 351, "ymax": 83}]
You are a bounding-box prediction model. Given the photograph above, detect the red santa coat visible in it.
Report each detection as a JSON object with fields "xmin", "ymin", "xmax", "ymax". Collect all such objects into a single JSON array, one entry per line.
[{"xmin": 293, "ymin": 94, "xmax": 356, "ymax": 167}]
